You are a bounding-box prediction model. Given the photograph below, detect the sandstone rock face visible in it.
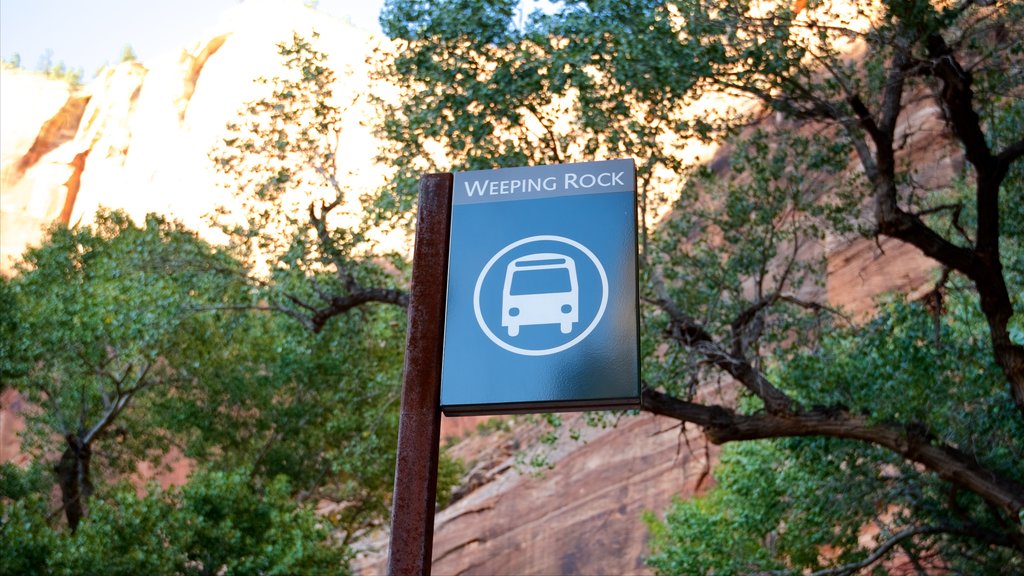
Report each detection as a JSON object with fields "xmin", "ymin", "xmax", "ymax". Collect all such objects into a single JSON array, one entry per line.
[
  {"xmin": 0, "ymin": 389, "xmax": 29, "ymax": 466},
  {"xmin": 353, "ymin": 413, "xmax": 717, "ymax": 576},
  {"xmin": 0, "ymin": 67, "xmax": 80, "ymax": 266},
  {"xmin": 439, "ymin": 415, "xmax": 715, "ymax": 576},
  {"xmin": 0, "ymin": 0, "xmax": 393, "ymax": 272},
  {"xmin": 827, "ymin": 236, "xmax": 937, "ymax": 317}
]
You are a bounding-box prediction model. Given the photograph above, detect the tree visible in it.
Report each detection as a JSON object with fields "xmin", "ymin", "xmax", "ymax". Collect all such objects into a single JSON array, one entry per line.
[
  {"xmin": 119, "ymin": 45, "xmax": 137, "ymax": 63},
  {"xmin": 2, "ymin": 210, "xmax": 246, "ymax": 531},
  {"xmin": 376, "ymin": 0, "xmax": 1024, "ymax": 568},
  {"xmin": 33, "ymin": 49, "xmax": 83, "ymax": 86},
  {"xmin": 0, "ymin": 211, "xmax": 417, "ymax": 570},
  {"xmin": 211, "ymin": 32, "xmax": 409, "ymax": 335},
  {"xmin": 206, "ymin": 30, "xmax": 414, "ymax": 537},
  {"xmin": 162, "ymin": 297, "xmax": 409, "ymax": 545}
]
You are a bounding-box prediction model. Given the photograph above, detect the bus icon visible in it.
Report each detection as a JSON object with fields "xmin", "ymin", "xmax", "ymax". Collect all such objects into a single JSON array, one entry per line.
[{"xmin": 501, "ymin": 253, "xmax": 579, "ymax": 337}]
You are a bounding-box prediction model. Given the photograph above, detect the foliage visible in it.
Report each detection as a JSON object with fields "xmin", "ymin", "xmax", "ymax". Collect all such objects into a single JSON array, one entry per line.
[
  {"xmin": 0, "ymin": 50, "xmax": 82, "ymax": 84},
  {"xmin": 1, "ymin": 468, "xmax": 347, "ymax": 575},
  {"xmin": 207, "ymin": 31, "xmax": 417, "ymax": 542},
  {"xmin": 213, "ymin": 31, "xmax": 354, "ymax": 265},
  {"xmin": 378, "ymin": 0, "xmax": 1024, "ymax": 569},
  {"xmin": 435, "ymin": 449, "xmax": 466, "ymax": 509},
  {"xmin": 211, "ymin": 32, "xmax": 408, "ymax": 336},
  {"xmin": 2, "ymin": 210, "xmax": 247, "ymax": 528},
  {"xmin": 645, "ymin": 128, "xmax": 851, "ymax": 390},
  {"xmin": 0, "ymin": 277, "xmax": 26, "ymax": 381},
  {"xmin": 647, "ymin": 298, "xmax": 1024, "ymax": 574},
  {"xmin": 374, "ymin": 0, "xmax": 690, "ymax": 224},
  {"xmin": 163, "ymin": 304, "xmax": 406, "ymax": 541},
  {"xmin": 0, "ymin": 462, "xmax": 50, "ymax": 502},
  {"xmin": 2, "ymin": 53, "xmax": 21, "ymax": 69},
  {"xmin": 31, "ymin": 49, "xmax": 83, "ymax": 86},
  {"xmin": 1, "ymin": 206, "xmax": 403, "ymax": 565},
  {"xmin": 119, "ymin": 45, "xmax": 137, "ymax": 63}
]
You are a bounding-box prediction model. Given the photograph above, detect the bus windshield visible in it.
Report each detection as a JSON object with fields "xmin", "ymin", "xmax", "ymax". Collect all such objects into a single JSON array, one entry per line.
[{"xmin": 510, "ymin": 268, "xmax": 572, "ymax": 295}]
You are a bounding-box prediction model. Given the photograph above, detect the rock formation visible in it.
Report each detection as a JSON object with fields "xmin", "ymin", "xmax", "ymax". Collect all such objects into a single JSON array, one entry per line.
[
  {"xmin": 354, "ymin": 413, "xmax": 719, "ymax": 575},
  {"xmin": 1, "ymin": 0, "xmax": 389, "ymax": 272}
]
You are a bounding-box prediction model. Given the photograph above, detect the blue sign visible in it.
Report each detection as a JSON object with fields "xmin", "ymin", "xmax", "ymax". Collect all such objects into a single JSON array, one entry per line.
[{"xmin": 440, "ymin": 159, "xmax": 640, "ymax": 415}]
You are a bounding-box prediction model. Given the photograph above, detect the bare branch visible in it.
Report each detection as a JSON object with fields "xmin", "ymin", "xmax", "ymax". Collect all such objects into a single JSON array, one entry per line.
[
  {"xmin": 308, "ymin": 200, "xmax": 349, "ymax": 280},
  {"xmin": 192, "ymin": 303, "xmax": 317, "ymax": 332},
  {"xmin": 778, "ymin": 294, "xmax": 852, "ymax": 325},
  {"xmin": 760, "ymin": 524, "xmax": 984, "ymax": 576},
  {"xmin": 283, "ymin": 292, "xmax": 321, "ymax": 315},
  {"xmin": 82, "ymin": 388, "xmax": 132, "ymax": 445},
  {"xmin": 878, "ymin": 38, "xmax": 911, "ymax": 139},
  {"xmin": 912, "ymin": 202, "xmax": 973, "ymax": 245},
  {"xmin": 122, "ymin": 361, "xmax": 155, "ymax": 396},
  {"xmin": 523, "ymin": 103, "xmax": 564, "ymax": 163},
  {"xmin": 804, "ymin": 522, "xmax": 1015, "ymax": 576}
]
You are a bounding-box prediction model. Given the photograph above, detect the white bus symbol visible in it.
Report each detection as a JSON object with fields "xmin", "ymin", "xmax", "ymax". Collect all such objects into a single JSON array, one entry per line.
[{"xmin": 501, "ymin": 253, "xmax": 579, "ymax": 337}]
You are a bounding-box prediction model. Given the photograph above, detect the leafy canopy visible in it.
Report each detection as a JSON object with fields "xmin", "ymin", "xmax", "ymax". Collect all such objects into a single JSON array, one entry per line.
[{"xmin": 2, "ymin": 468, "xmax": 348, "ymax": 576}]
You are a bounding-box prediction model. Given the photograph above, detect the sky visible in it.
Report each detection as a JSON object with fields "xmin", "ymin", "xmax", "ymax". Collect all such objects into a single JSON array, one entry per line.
[
  {"xmin": 0, "ymin": 0, "xmax": 387, "ymax": 77},
  {"xmin": 0, "ymin": 0, "xmax": 559, "ymax": 78}
]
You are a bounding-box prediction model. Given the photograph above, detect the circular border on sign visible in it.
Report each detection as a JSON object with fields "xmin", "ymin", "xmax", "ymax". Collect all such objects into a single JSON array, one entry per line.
[{"xmin": 473, "ymin": 235, "xmax": 608, "ymax": 356}]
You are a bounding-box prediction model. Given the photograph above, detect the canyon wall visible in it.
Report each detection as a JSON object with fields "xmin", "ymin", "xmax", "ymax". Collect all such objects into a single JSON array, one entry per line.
[{"xmin": 1, "ymin": 0, "xmax": 392, "ymax": 273}]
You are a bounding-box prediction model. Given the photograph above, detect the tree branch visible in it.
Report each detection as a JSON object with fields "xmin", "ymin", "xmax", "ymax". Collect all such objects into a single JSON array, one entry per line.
[
  {"xmin": 919, "ymin": 34, "xmax": 1024, "ymax": 417},
  {"xmin": 308, "ymin": 199, "xmax": 350, "ymax": 283},
  {"xmin": 660, "ymin": 305, "xmax": 795, "ymax": 414},
  {"xmin": 309, "ymin": 288, "xmax": 410, "ymax": 333},
  {"xmin": 524, "ymin": 103, "xmax": 564, "ymax": 164},
  {"xmin": 996, "ymin": 137, "xmax": 1024, "ymax": 165},
  {"xmin": 802, "ymin": 525, "xmax": 979, "ymax": 576},
  {"xmin": 642, "ymin": 386, "xmax": 1024, "ymax": 528},
  {"xmin": 70, "ymin": 358, "xmax": 156, "ymax": 448}
]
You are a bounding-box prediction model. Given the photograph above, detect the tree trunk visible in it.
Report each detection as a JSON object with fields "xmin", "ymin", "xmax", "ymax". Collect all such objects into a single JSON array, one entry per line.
[{"xmin": 54, "ymin": 434, "xmax": 93, "ymax": 532}]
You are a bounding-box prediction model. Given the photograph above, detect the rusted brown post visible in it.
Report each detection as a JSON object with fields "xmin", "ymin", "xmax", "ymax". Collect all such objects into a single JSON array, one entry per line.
[{"xmin": 387, "ymin": 173, "xmax": 452, "ymax": 576}]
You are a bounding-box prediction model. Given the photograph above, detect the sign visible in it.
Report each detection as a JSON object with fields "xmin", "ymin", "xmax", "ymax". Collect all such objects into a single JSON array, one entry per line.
[{"xmin": 440, "ymin": 159, "xmax": 640, "ymax": 415}]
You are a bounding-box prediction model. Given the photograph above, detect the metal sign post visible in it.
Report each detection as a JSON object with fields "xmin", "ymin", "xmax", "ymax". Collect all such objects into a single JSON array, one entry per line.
[{"xmin": 387, "ymin": 173, "xmax": 453, "ymax": 576}]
